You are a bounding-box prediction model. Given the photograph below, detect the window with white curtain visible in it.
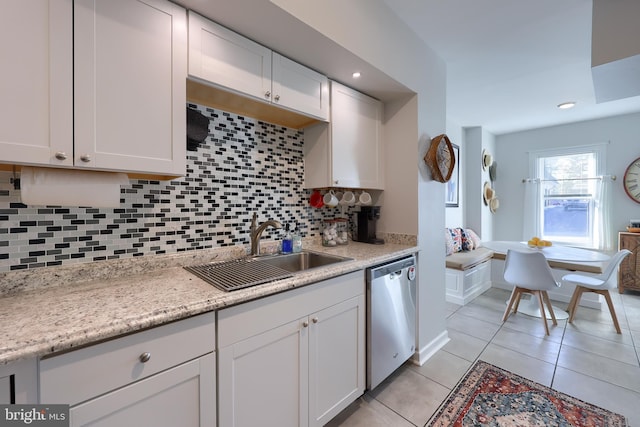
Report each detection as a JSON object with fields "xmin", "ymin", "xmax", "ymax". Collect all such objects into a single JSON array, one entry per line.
[{"xmin": 523, "ymin": 144, "xmax": 612, "ymax": 250}]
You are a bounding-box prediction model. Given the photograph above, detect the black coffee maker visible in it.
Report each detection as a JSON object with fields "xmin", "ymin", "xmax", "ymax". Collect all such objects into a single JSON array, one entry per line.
[{"xmin": 354, "ymin": 206, "xmax": 384, "ymax": 244}]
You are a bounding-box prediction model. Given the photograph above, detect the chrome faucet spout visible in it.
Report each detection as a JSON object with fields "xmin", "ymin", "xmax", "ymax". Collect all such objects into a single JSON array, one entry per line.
[{"xmin": 250, "ymin": 212, "xmax": 282, "ymax": 256}]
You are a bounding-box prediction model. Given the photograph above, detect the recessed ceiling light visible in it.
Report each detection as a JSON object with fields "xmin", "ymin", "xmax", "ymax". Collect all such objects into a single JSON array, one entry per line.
[
  {"xmin": 352, "ymin": 72, "xmax": 361, "ymax": 79},
  {"xmin": 557, "ymin": 101, "xmax": 576, "ymax": 109}
]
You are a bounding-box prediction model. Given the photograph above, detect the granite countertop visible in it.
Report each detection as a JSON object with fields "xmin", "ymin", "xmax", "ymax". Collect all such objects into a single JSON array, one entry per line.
[{"xmin": 0, "ymin": 241, "xmax": 418, "ymax": 365}]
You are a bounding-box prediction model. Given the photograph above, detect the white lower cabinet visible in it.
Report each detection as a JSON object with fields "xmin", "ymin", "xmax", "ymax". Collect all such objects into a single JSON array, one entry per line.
[
  {"xmin": 0, "ymin": 358, "xmax": 38, "ymax": 404},
  {"xmin": 219, "ymin": 317, "xmax": 307, "ymax": 427},
  {"xmin": 308, "ymin": 296, "xmax": 364, "ymax": 426},
  {"xmin": 39, "ymin": 312, "xmax": 216, "ymax": 427},
  {"xmin": 69, "ymin": 353, "xmax": 214, "ymax": 427},
  {"xmin": 218, "ymin": 271, "xmax": 365, "ymax": 427}
]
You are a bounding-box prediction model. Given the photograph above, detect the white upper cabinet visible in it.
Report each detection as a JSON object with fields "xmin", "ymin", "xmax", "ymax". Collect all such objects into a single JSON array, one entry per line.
[
  {"xmin": 74, "ymin": 0, "xmax": 187, "ymax": 176},
  {"xmin": 0, "ymin": 0, "xmax": 187, "ymax": 178},
  {"xmin": 304, "ymin": 81, "xmax": 384, "ymax": 189},
  {"xmin": 0, "ymin": 0, "xmax": 73, "ymax": 166},
  {"xmin": 188, "ymin": 12, "xmax": 329, "ymax": 121},
  {"xmin": 272, "ymin": 53, "xmax": 329, "ymax": 120},
  {"xmin": 188, "ymin": 12, "xmax": 272, "ymax": 103}
]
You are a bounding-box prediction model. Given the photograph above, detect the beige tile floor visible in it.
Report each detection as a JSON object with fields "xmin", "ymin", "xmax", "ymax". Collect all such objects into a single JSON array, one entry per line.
[{"xmin": 327, "ymin": 287, "xmax": 640, "ymax": 426}]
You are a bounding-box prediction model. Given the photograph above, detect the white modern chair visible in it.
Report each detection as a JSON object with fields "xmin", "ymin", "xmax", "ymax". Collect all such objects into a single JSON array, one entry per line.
[
  {"xmin": 502, "ymin": 249, "xmax": 561, "ymax": 335},
  {"xmin": 562, "ymin": 249, "xmax": 631, "ymax": 334}
]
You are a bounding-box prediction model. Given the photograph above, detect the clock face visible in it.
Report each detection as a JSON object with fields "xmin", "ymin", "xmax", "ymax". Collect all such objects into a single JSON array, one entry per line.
[
  {"xmin": 424, "ymin": 134, "xmax": 455, "ymax": 182},
  {"xmin": 436, "ymin": 142, "xmax": 452, "ymax": 177},
  {"xmin": 623, "ymin": 157, "xmax": 640, "ymax": 203}
]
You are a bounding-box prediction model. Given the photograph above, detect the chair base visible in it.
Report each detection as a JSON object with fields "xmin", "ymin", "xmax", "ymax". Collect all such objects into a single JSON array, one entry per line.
[
  {"xmin": 567, "ymin": 286, "xmax": 622, "ymax": 334},
  {"xmin": 502, "ymin": 287, "xmax": 558, "ymax": 335}
]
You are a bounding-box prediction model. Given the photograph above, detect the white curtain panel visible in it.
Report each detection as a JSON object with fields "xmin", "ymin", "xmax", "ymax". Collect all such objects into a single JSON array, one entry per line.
[
  {"xmin": 594, "ymin": 176, "xmax": 614, "ymax": 251},
  {"xmin": 522, "ymin": 179, "xmax": 540, "ymax": 240}
]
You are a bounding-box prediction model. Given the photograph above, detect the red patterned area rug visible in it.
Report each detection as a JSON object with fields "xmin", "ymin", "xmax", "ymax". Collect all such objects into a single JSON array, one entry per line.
[{"xmin": 427, "ymin": 361, "xmax": 627, "ymax": 426}]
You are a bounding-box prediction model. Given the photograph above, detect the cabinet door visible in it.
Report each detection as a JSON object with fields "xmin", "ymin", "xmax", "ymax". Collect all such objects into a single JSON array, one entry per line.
[
  {"xmin": 0, "ymin": 359, "xmax": 37, "ymax": 404},
  {"xmin": 0, "ymin": 375, "xmax": 10, "ymax": 404},
  {"xmin": 74, "ymin": 0, "xmax": 186, "ymax": 176},
  {"xmin": 188, "ymin": 12, "xmax": 272, "ymax": 103},
  {"xmin": 218, "ymin": 318, "xmax": 309, "ymax": 427},
  {"xmin": 70, "ymin": 353, "xmax": 215, "ymax": 427},
  {"xmin": 272, "ymin": 53, "xmax": 329, "ymax": 121},
  {"xmin": 0, "ymin": 0, "xmax": 73, "ymax": 167},
  {"xmin": 619, "ymin": 232, "xmax": 640, "ymax": 293},
  {"xmin": 331, "ymin": 82, "xmax": 384, "ymax": 189},
  {"xmin": 308, "ymin": 295, "xmax": 365, "ymax": 427}
]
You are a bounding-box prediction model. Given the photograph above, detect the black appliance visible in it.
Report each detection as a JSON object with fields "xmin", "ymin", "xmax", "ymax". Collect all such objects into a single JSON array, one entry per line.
[
  {"xmin": 186, "ymin": 107, "xmax": 210, "ymax": 151},
  {"xmin": 355, "ymin": 206, "xmax": 385, "ymax": 244}
]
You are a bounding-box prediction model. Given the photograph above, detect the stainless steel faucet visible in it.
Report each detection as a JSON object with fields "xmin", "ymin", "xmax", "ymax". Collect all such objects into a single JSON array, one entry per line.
[{"xmin": 249, "ymin": 212, "xmax": 282, "ymax": 256}]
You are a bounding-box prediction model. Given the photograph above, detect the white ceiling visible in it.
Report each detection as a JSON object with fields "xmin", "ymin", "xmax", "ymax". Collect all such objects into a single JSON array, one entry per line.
[{"xmin": 382, "ymin": 0, "xmax": 640, "ymax": 135}]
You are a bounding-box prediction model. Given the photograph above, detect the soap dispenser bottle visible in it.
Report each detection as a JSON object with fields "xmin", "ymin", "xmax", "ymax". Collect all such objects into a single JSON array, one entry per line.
[
  {"xmin": 282, "ymin": 224, "xmax": 293, "ymax": 254},
  {"xmin": 291, "ymin": 223, "xmax": 302, "ymax": 253}
]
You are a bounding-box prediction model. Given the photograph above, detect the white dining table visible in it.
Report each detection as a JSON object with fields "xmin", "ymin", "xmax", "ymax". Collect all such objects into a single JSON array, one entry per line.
[{"xmin": 483, "ymin": 241, "xmax": 610, "ymax": 320}]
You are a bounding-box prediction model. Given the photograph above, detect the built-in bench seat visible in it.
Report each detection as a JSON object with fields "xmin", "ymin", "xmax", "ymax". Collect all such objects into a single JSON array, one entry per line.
[
  {"xmin": 446, "ymin": 247, "xmax": 494, "ymax": 271},
  {"xmin": 445, "ymin": 242, "xmax": 493, "ymax": 306}
]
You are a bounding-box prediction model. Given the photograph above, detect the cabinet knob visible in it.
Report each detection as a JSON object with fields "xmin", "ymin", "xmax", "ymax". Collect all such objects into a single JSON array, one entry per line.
[
  {"xmin": 334, "ymin": 180, "xmax": 339, "ymax": 185},
  {"xmin": 312, "ymin": 317, "xmax": 318, "ymax": 323},
  {"xmin": 55, "ymin": 152, "xmax": 68, "ymax": 161},
  {"xmin": 302, "ymin": 321, "xmax": 309, "ymax": 328},
  {"xmin": 139, "ymin": 352, "xmax": 151, "ymax": 363},
  {"xmin": 274, "ymin": 94, "xmax": 280, "ymax": 102},
  {"xmin": 265, "ymin": 91, "xmax": 271, "ymax": 99},
  {"xmin": 80, "ymin": 154, "xmax": 92, "ymax": 163}
]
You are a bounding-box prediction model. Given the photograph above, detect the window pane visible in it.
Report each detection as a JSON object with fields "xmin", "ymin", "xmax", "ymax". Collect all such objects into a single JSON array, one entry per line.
[{"xmin": 538, "ymin": 152, "xmax": 596, "ymax": 246}]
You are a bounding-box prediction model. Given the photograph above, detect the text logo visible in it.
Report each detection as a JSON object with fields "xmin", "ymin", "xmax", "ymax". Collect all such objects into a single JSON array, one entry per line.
[{"xmin": 0, "ymin": 405, "xmax": 69, "ymax": 426}]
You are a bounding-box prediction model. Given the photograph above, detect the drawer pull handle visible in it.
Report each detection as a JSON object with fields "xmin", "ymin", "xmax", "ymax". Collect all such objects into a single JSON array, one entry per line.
[
  {"xmin": 55, "ymin": 152, "xmax": 67, "ymax": 161},
  {"xmin": 139, "ymin": 352, "xmax": 151, "ymax": 363}
]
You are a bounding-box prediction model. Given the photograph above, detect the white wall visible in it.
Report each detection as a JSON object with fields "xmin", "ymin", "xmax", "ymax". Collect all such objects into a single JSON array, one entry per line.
[
  {"xmin": 462, "ymin": 127, "xmax": 496, "ymax": 241},
  {"xmin": 494, "ymin": 112, "xmax": 640, "ymax": 243},
  {"xmin": 445, "ymin": 119, "xmax": 464, "ymax": 228},
  {"xmin": 445, "ymin": 122, "xmax": 498, "ymax": 241}
]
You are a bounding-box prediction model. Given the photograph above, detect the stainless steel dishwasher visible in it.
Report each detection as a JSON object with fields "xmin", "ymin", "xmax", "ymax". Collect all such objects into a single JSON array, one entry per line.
[{"xmin": 367, "ymin": 255, "xmax": 417, "ymax": 390}]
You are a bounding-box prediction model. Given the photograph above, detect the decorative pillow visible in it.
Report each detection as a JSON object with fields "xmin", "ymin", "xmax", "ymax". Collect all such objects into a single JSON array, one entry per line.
[
  {"xmin": 445, "ymin": 229, "xmax": 455, "ymax": 255},
  {"xmin": 447, "ymin": 228, "xmax": 463, "ymax": 253},
  {"xmin": 460, "ymin": 228, "xmax": 475, "ymax": 251},
  {"xmin": 465, "ymin": 228, "xmax": 482, "ymax": 249}
]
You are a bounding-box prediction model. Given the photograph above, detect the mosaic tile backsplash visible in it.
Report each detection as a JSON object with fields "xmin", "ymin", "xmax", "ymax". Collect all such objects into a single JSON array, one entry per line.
[{"xmin": 0, "ymin": 104, "xmax": 351, "ymax": 273}]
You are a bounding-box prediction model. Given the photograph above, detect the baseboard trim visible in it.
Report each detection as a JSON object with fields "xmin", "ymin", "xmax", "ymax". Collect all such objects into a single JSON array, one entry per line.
[{"xmin": 412, "ymin": 330, "xmax": 450, "ymax": 366}]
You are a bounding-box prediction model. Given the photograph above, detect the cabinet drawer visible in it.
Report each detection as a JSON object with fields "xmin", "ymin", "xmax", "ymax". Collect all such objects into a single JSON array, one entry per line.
[{"xmin": 40, "ymin": 312, "xmax": 215, "ymax": 406}]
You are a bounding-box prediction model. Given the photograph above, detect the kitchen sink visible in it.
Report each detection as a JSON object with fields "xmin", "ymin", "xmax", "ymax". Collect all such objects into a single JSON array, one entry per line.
[
  {"xmin": 253, "ymin": 251, "xmax": 352, "ymax": 273},
  {"xmin": 185, "ymin": 251, "xmax": 352, "ymax": 292}
]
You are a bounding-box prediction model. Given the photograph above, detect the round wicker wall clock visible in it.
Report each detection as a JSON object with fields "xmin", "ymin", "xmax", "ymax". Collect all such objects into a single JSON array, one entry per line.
[
  {"xmin": 425, "ymin": 134, "xmax": 456, "ymax": 183},
  {"xmin": 623, "ymin": 156, "xmax": 640, "ymax": 204}
]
